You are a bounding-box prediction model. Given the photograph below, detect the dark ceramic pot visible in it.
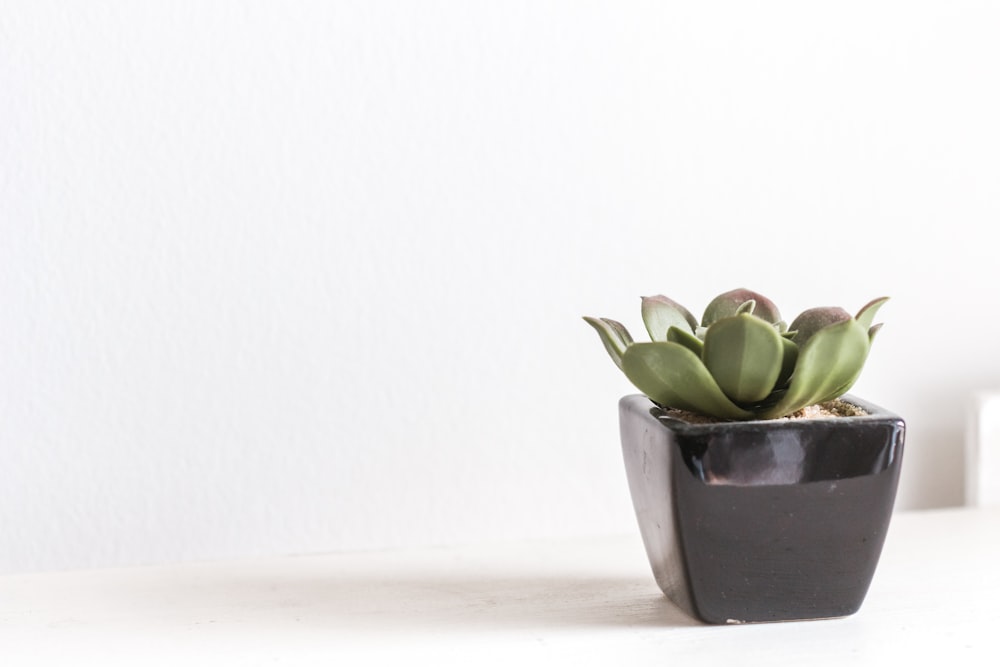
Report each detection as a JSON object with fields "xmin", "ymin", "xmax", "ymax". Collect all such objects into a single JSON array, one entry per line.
[{"xmin": 619, "ymin": 393, "xmax": 905, "ymax": 624}]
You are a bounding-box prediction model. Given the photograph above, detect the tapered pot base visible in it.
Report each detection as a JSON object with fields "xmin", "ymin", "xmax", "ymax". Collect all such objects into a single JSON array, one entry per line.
[{"xmin": 619, "ymin": 394, "xmax": 905, "ymax": 624}]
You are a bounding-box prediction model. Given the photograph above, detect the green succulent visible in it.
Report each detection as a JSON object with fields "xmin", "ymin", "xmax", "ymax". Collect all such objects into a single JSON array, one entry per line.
[{"xmin": 584, "ymin": 288, "xmax": 888, "ymax": 420}]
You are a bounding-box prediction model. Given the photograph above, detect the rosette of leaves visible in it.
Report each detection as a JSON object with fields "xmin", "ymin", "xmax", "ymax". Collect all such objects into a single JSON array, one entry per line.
[{"xmin": 583, "ymin": 288, "xmax": 888, "ymax": 420}]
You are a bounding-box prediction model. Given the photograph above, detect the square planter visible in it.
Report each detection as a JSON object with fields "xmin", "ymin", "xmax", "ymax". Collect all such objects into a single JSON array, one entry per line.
[{"xmin": 619, "ymin": 393, "xmax": 905, "ymax": 624}]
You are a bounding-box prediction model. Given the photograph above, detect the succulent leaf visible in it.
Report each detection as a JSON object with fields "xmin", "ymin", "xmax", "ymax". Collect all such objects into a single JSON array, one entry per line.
[
  {"xmin": 856, "ymin": 296, "xmax": 890, "ymax": 331},
  {"xmin": 760, "ymin": 318, "xmax": 870, "ymax": 419},
  {"xmin": 702, "ymin": 288, "xmax": 782, "ymax": 326},
  {"xmin": 788, "ymin": 307, "xmax": 852, "ymax": 348},
  {"xmin": 666, "ymin": 325, "xmax": 704, "ymax": 357},
  {"xmin": 868, "ymin": 322, "xmax": 884, "ymax": 343},
  {"xmin": 702, "ymin": 313, "xmax": 785, "ymax": 404},
  {"xmin": 622, "ymin": 342, "xmax": 752, "ymax": 420},
  {"xmin": 814, "ymin": 380, "xmax": 861, "ymax": 406},
  {"xmin": 604, "ymin": 318, "xmax": 634, "ymax": 348},
  {"xmin": 583, "ymin": 316, "xmax": 632, "ymax": 370},
  {"xmin": 641, "ymin": 295, "xmax": 697, "ymax": 341},
  {"xmin": 775, "ymin": 336, "xmax": 799, "ymax": 390}
]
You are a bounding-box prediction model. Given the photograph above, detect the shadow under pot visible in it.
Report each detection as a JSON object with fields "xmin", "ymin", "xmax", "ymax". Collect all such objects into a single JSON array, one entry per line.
[{"xmin": 618, "ymin": 393, "xmax": 905, "ymax": 624}]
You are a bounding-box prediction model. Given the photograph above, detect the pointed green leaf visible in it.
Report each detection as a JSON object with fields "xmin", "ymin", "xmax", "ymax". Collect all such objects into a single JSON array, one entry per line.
[
  {"xmin": 702, "ymin": 289, "xmax": 782, "ymax": 326},
  {"xmin": 641, "ymin": 295, "xmax": 697, "ymax": 341},
  {"xmin": 622, "ymin": 342, "xmax": 752, "ymax": 420},
  {"xmin": 702, "ymin": 314, "xmax": 784, "ymax": 404},
  {"xmin": 735, "ymin": 299, "xmax": 756, "ymax": 315},
  {"xmin": 666, "ymin": 325, "xmax": 704, "ymax": 357},
  {"xmin": 815, "ymin": 380, "xmax": 861, "ymax": 406},
  {"xmin": 856, "ymin": 296, "xmax": 890, "ymax": 331},
  {"xmin": 868, "ymin": 322, "xmax": 884, "ymax": 343},
  {"xmin": 788, "ymin": 307, "xmax": 852, "ymax": 348},
  {"xmin": 583, "ymin": 316, "xmax": 632, "ymax": 370},
  {"xmin": 604, "ymin": 318, "xmax": 634, "ymax": 347},
  {"xmin": 775, "ymin": 336, "xmax": 798, "ymax": 390},
  {"xmin": 759, "ymin": 318, "xmax": 870, "ymax": 418}
]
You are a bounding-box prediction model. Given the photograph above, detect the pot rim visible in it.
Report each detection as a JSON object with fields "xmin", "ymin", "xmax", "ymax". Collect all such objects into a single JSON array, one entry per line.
[{"xmin": 632, "ymin": 393, "xmax": 903, "ymax": 433}]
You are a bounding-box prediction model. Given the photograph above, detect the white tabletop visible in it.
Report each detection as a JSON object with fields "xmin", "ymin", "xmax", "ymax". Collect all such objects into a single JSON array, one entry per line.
[{"xmin": 1, "ymin": 506, "xmax": 997, "ymax": 666}]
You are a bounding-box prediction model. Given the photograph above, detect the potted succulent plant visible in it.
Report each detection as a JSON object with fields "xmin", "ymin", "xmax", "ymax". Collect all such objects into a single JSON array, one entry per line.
[{"xmin": 584, "ymin": 289, "xmax": 905, "ymax": 624}]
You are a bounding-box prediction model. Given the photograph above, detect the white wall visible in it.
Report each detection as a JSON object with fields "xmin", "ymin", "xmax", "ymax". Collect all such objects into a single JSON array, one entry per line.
[{"xmin": 3, "ymin": 1, "xmax": 999, "ymax": 574}]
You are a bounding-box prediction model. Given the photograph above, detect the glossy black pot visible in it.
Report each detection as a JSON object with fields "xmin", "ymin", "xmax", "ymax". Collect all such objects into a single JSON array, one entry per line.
[{"xmin": 619, "ymin": 394, "xmax": 905, "ymax": 624}]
